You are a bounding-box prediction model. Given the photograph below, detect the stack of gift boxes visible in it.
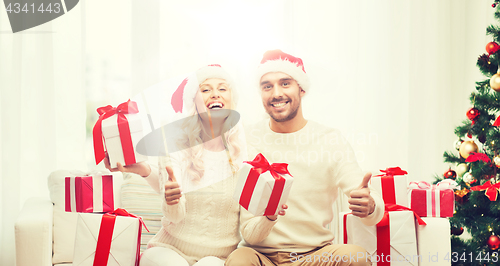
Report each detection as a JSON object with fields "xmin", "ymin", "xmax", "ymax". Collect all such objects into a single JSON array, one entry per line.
[
  {"xmin": 340, "ymin": 167, "xmax": 456, "ymax": 266},
  {"xmin": 64, "ymin": 99, "xmax": 149, "ymax": 266},
  {"xmin": 231, "ymin": 156, "xmax": 458, "ymax": 266},
  {"xmin": 65, "ymin": 171, "xmax": 148, "ymax": 266}
]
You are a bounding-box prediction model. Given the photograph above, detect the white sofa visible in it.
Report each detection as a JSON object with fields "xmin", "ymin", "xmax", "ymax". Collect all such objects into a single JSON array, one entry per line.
[
  {"xmin": 14, "ymin": 170, "xmax": 164, "ymax": 266},
  {"xmin": 14, "ymin": 170, "xmax": 347, "ymax": 266}
]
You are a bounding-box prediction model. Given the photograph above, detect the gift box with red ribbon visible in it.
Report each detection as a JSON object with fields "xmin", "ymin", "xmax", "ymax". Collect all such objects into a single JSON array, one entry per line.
[
  {"xmin": 65, "ymin": 171, "xmax": 118, "ymax": 213},
  {"xmin": 370, "ymin": 167, "xmax": 409, "ymax": 207},
  {"xmin": 341, "ymin": 204, "xmax": 425, "ymax": 266},
  {"xmin": 408, "ymin": 180, "xmax": 458, "ymax": 218},
  {"xmin": 73, "ymin": 208, "xmax": 149, "ymax": 266},
  {"xmin": 93, "ymin": 100, "xmax": 147, "ymax": 168},
  {"xmin": 416, "ymin": 217, "xmax": 451, "ymax": 265},
  {"xmin": 233, "ymin": 153, "xmax": 294, "ymax": 216}
]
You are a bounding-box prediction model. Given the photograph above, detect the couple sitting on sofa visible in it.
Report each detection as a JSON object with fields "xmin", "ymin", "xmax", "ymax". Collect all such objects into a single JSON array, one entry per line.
[{"xmin": 105, "ymin": 50, "xmax": 384, "ymax": 266}]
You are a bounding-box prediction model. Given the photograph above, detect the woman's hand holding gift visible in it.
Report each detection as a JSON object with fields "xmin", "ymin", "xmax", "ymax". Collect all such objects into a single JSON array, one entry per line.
[{"xmin": 104, "ymin": 151, "xmax": 151, "ymax": 177}]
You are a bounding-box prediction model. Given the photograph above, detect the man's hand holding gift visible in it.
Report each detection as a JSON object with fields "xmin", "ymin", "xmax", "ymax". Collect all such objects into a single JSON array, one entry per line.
[
  {"xmin": 266, "ymin": 204, "xmax": 288, "ymax": 221},
  {"xmin": 348, "ymin": 173, "xmax": 375, "ymax": 218}
]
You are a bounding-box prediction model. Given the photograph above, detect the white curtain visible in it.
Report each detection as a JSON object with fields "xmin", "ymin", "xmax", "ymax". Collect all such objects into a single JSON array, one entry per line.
[
  {"xmin": 0, "ymin": 0, "xmax": 495, "ymax": 265},
  {"xmin": 0, "ymin": 4, "xmax": 87, "ymax": 265}
]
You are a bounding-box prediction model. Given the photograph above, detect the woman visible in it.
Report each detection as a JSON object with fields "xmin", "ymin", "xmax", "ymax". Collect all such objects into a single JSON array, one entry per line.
[{"xmin": 106, "ymin": 65, "xmax": 245, "ymax": 266}]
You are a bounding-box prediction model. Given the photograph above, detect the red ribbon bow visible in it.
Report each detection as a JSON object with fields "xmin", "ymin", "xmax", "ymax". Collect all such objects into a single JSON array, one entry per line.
[
  {"xmin": 107, "ymin": 208, "xmax": 149, "ymax": 232},
  {"xmin": 465, "ymin": 152, "xmax": 491, "ymax": 163},
  {"xmin": 244, "ymin": 153, "xmax": 292, "ymax": 179},
  {"xmin": 93, "ymin": 208, "xmax": 148, "ymax": 266},
  {"xmin": 375, "ymin": 167, "xmax": 408, "ymax": 177},
  {"xmin": 470, "ymin": 181, "xmax": 500, "ymax": 201},
  {"xmin": 380, "ymin": 204, "xmax": 426, "ymax": 226},
  {"xmin": 374, "ymin": 167, "xmax": 407, "ymax": 205},
  {"xmin": 240, "ymin": 153, "xmax": 292, "ymax": 216},
  {"xmin": 93, "ymin": 100, "xmax": 139, "ymax": 165},
  {"xmin": 493, "ymin": 116, "xmax": 500, "ymax": 127}
]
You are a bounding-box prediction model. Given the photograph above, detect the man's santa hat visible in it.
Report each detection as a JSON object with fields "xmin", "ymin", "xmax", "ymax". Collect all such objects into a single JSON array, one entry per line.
[
  {"xmin": 256, "ymin": 50, "xmax": 310, "ymax": 92},
  {"xmin": 171, "ymin": 64, "xmax": 235, "ymax": 113}
]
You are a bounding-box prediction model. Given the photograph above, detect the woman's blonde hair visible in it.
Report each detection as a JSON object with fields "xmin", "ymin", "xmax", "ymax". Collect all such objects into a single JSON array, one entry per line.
[{"xmin": 175, "ymin": 82, "xmax": 241, "ymax": 183}]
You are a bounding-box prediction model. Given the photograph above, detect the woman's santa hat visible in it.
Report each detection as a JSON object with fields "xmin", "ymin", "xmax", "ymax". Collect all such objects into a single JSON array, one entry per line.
[
  {"xmin": 171, "ymin": 64, "xmax": 235, "ymax": 113},
  {"xmin": 256, "ymin": 50, "xmax": 310, "ymax": 92}
]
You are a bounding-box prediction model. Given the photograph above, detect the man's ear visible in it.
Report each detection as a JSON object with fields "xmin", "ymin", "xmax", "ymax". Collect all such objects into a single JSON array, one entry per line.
[{"xmin": 300, "ymin": 87, "xmax": 306, "ymax": 97}]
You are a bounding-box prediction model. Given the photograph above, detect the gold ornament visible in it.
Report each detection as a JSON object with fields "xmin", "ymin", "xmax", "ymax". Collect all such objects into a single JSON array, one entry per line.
[
  {"xmin": 459, "ymin": 140, "xmax": 478, "ymax": 159},
  {"xmin": 491, "ymin": 73, "xmax": 500, "ymax": 92},
  {"xmin": 455, "ymin": 188, "xmax": 470, "ymax": 198},
  {"xmin": 456, "ymin": 163, "xmax": 469, "ymax": 177}
]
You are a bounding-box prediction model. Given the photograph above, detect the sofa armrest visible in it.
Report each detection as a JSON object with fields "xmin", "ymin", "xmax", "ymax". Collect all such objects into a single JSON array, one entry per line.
[{"xmin": 15, "ymin": 197, "xmax": 54, "ymax": 266}]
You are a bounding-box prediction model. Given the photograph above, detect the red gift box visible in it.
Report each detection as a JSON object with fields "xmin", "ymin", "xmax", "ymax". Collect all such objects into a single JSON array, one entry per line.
[
  {"xmin": 408, "ymin": 180, "xmax": 458, "ymax": 218},
  {"xmin": 65, "ymin": 173, "xmax": 115, "ymax": 213}
]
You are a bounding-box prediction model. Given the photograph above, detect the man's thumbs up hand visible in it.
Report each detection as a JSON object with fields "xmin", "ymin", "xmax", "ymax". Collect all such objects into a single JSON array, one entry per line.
[
  {"xmin": 348, "ymin": 172, "xmax": 375, "ymax": 218},
  {"xmin": 358, "ymin": 172, "xmax": 371, "ymax": 189}
]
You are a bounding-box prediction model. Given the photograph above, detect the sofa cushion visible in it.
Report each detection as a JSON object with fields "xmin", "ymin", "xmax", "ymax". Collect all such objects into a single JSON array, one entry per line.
[
  {"xmin": 48, "ymin": 170, "xmax": 123, "ymax": 264},
  {"xmin": 120, "ymin": 172, "xmax": 163, "ymax": 252}
]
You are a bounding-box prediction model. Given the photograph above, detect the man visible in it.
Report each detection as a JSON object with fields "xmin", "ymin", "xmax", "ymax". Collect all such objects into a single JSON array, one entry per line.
[{"xmin": 225, "ymin": 50, "xmax": 384, "ymax": 266}]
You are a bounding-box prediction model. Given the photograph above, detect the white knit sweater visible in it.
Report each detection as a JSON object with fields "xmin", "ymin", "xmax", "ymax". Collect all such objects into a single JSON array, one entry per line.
[
  {"xmin": 239, "ymin": 119, "xmax": 385, "ymax": 253},
  {"xmin": 146, "ymin": 149, "xmax": 241, "ymax": 265}
]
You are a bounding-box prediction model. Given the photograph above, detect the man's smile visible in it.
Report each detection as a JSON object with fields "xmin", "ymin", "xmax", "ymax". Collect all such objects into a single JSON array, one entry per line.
[{"xmin": 271, "ymin": 100, "xmax": 289, "ymax": 110}]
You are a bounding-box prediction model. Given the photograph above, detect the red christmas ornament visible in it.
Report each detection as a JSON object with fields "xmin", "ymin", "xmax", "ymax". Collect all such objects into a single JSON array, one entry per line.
[
  {"xmin": 444, "ymin": 168, "xmax": 457, "ymax": 179},
  {"xmin": 488, "ymin": 235, "xmax": 500, "ymax": 250},
  {"xmin": 467, "ymin": 132, "xmax": 473, "ymax": 138},
  {"xmin": 486, "ymin": 42, "xmax": 500, "ymax": 54},
  {"xmin": 493, "ymin": 3, "xmax": 497, "ymax": 8},
  {"xmin": 451, "ymin": 226, "xmax": 464, "ymax": 236},
  {"xmin": 467, "ymin": 108, "xmax": 480, "ymax": 125}
]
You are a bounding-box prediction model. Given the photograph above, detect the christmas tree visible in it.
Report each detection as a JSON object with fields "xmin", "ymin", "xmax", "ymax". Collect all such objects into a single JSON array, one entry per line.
[{"xmin": 437, "ymin": 2, "xmax": 500, "ymax": 265}]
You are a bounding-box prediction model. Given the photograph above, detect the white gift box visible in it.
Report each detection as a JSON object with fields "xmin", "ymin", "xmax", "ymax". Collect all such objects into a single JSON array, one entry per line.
[
  {"xmin": 73, "ymin": 212, "xmax": 141, "ymax": 266},
  {"xmin": 340, "ymin": 211, "xmax": 419, "ymax": 266},
  {"xmin": 101, "ymin": 113, "xmax": 147, "ymax": 168},
  {"xmin": 370, "ymin": 175, "xmax": 409, "ymax": 207},
  {"xmin": 234, "ymin": 160, "xmax": 293, "ymax": 216},
  {"xmin": 416, "ymin": 217, "xmax": 451, "ymax": 266}
]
